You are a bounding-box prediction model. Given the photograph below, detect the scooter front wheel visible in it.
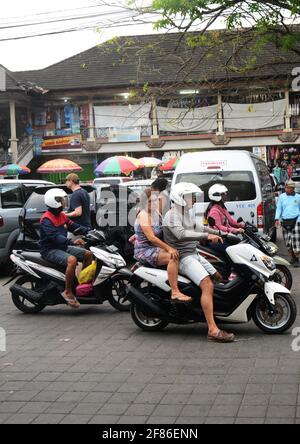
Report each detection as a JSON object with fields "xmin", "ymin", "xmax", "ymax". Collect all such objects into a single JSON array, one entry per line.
[
  {"xmin": 272, "ymin": 265, "xmax": 293, "ymax": 290},
  {"xmin": 252, "ymin": 293, "xmax": 297, "ymax": 334},
  {"xmin": 131, "ymin": 303, "xmax": 169, "ymax": 331},
  {"xmin": 11, "ymin": 276, "xmax": 46, "ymax": 314}
]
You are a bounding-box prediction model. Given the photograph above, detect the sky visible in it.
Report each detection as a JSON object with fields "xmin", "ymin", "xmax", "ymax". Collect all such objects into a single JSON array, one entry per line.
[{"xmin": 0, "ymin": 0, "xmax": 159, "ymax": 72}]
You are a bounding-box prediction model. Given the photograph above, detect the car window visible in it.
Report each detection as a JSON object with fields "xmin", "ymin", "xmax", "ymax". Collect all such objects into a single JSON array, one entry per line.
[
  {"xmin": 24, "ymin": 192, "xmax": 47, "ymax": 213},
  {"xmin": 175, "ymin": 171, "xmax": 256, "ymax": 201},
  {"xmin": 252, "ymin": 158, "xmax": 273, "ymax": 198},
  {"xmin": 0, "ymin": 184, "xmax": 24, "ymax": 209}
]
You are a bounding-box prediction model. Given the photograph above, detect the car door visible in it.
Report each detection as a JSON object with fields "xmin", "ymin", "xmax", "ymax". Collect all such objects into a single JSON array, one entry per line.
[{"xmin": 0, "ymin": 183, "xmax": 25, "ymax": 252}]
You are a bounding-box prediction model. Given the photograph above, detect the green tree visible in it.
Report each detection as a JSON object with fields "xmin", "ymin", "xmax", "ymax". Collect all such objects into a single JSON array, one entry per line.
[{"xmin": 151, "ymin": 0, "xmax": 300, "ymax": 55}]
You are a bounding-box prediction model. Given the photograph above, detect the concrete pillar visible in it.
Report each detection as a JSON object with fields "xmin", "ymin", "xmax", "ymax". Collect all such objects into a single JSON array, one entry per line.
[
  {"xmin": 284, "ymin": 89, "xmax": 292, "ymax": 132},
  {"xmin": 27, "ymin": 107, "xmax": 33, "ymax": 143},
  {"xmin": 87, "ymin": 100, "xmax": 95, "ymax": 141},
  {"xmin": 216, "ymin": 93, "xmax": 224, "ymax": 135},
  {"xmin": 9, "ymin": 100, "xmax": 18, "ymax": 164},
  {"xmin": 151, "ymin": 97, "xmax": 159, "ymax": 138}
]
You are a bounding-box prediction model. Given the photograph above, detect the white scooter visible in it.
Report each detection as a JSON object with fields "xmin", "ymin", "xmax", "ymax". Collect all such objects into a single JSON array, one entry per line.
[
  {"xmin": 6, "ymin": 230, "xmax": 132, "ymax": 313},
  {"xmin": 126, "ymin": 234, "xmax": 297, "ymax": 334}
]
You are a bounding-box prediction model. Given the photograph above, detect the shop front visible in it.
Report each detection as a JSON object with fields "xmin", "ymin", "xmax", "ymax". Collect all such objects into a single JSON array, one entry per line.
[{"xmin": 30, "ymin": 103, "xmax": 90, "ymax": 156}]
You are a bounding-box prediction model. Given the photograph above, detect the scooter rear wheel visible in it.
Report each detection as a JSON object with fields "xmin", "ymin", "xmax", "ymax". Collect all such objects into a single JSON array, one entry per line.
[
  {"xmin": 252, "ymin": 293, "xmax": 297, "ymax": 334},
  {"xmin": 107, "ymin": 274, "xmax": 131, "ymax": 312},
  {"xmin": 11, "ymin": 276, "xmax": 46, "ymax": 314},
  {"xmin": 131, "ymin": 302, "xmax": 169, "ymax": 331}
]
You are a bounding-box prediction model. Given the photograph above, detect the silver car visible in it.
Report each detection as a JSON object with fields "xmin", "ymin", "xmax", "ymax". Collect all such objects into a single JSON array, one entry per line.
[
  {"xmin": 292, "ymin": 170, "xmax": 300, "ymax": 194},
  {"xmin": 0, "ymin": 179, "xmax": 54, "ymax": 272}
]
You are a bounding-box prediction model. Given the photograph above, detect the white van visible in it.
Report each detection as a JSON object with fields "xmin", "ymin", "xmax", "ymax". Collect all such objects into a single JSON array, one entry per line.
[{"xmin": 172, "ymin": 150, "xmax": 276, "ymax": 238}]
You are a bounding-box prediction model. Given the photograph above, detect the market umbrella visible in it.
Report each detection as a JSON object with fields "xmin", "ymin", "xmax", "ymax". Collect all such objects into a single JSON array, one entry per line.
[
  {"xmin": 159, "ymin": 157, "xmax": 180, "ymax": 171},
  {"xmin": 0, "ymin": 164, "xmax": 31, "ymax": 176},
  {"xmin": 37, "ymin": 159, "xmax": 82, "ymax": 173},
  {"xmin": 138, "ymin": 157, "xmax": 162, "ymax": 168},
  {"xmin": 95, "ymin": 156, "xmax": 140, "ymax": 175}
]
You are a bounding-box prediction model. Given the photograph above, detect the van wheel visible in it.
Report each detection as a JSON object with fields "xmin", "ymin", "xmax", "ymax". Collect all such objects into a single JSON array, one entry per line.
[{"xmin": 11, "ymin": 276, "xmax": 46, "ymax": 314}]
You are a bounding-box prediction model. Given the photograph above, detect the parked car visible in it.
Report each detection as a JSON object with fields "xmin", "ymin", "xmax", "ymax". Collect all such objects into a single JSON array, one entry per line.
[
  {"xmin": 16, "ymin": 184, "xmax": 135, "ymax": 262},
  {"xmin": 172, "ymin": 150, "xmax": 277, "ymax": 240},
  {"xmin": 93, "ymin": 176, "xmax": 132, "ymax": 187},
  {"xmin": 120, "ymin": 179, "xmax": 153, "ymax": 194},
  {"xmin": 270, "ymin": 173, "xmax": 281, "ymax": 204},
  {"xmin": 292, "ymin": 170, "xmax": 300, "ymax": 194},
  {"xmin": 16, "ymin": 184, "xmax": 95, "ymax": 253},
  {"xmin": 0, "ymin": 179, "xmax": 54, "ymax": 271}
]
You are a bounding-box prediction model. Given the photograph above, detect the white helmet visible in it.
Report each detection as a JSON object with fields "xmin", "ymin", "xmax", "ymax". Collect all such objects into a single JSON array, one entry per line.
[
  {"xmin": 170, "ymin": 182, "xmax": 203, "ymax": 207},
  {"xmin": 44, "ymin": 188, "xmax": 68, "ymax": 209},
  {"xmin": 208, "ymin": 184, "xmax": 228, "ymax": 202}
]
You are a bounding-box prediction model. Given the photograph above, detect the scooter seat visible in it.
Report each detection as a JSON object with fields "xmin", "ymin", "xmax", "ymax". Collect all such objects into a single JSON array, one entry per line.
[
  {"xmin": 18, "ymin": 252, "xmax": 66, "ymax": 273},
  {"xmin": 199, "ymin": 245, "xmax": 229, "ymax": 264}
]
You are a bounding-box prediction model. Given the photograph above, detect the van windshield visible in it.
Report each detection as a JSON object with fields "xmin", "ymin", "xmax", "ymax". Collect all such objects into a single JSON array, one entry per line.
[{"xmin": 176, "ymin": 171, "xmax": 256, "ymax": 201}]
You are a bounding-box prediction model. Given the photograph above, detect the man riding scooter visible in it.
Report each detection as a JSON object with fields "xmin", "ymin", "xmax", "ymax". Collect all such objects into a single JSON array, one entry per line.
[
  {"xmin": 163, "ymin": 182, "xmax": 235, "ymax": 343},
  {"xmin": 40, "ymin": 188, "xmax": 93, "ymax": 308}
]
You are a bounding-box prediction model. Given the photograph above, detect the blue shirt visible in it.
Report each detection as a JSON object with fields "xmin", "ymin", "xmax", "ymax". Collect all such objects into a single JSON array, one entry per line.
[
  {"xmin": 69, "ymin": 187, "xmax": 91, "ymax": 229},
  {"xmin": 275, "ymin": 193, "xmax": 300, "ymax": 222}
]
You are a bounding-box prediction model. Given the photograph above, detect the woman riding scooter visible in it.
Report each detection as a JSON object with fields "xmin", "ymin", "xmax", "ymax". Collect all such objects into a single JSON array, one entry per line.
[{"xmin": 205, "ymin": 184, "xmax": 245, "ymax": 253}]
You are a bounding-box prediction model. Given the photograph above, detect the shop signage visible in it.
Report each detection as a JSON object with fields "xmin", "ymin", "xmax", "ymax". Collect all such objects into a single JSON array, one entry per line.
[
  {"xmin": 253, "ymin": 146, "xmax": 267, "ymax": 163},
  {"xmin": 108, "ymin": 127, "xmax": 141, "ymax": 143},
  {"xmin": 42, "ymin": 134, "xmax": 82, "ymax": 151}
]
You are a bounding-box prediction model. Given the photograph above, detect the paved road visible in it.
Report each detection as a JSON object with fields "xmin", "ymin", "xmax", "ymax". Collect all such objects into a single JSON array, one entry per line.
[{"xmin": 0, "ymin": 235, "xmax": 300, "ymax": 424}]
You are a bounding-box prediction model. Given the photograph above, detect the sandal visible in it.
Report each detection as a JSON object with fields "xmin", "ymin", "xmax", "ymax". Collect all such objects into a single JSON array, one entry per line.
[
  {"xmin": 171, "ymin": 293, "xmax": 192, "ymax": 302},
  {"xmin": 207, "ymin": 330, "xmax": 235, "ymax": 343},
  {"xmin": 61, "ymin": 292, "xmax": 80, "ymax": 309}
]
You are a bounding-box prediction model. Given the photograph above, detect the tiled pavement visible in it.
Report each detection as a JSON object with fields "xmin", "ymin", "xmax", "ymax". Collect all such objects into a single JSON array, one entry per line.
[{"xmin": 0, "ymin": 234, "xmax": 300, "ymax": 424}]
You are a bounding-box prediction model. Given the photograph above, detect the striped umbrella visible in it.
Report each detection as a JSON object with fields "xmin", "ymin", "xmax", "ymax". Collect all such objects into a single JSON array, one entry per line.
[
  {"xmin": 138, "ymin": 157, "xmax": 162, "ymax": 168},
  {"xmin": 0, "ymin": 164, "xmax": 31, "ymax": 176},
  {"xmin": 159, "ymin": 157, "xmax": 180, "ymax": 171},
  {"xmin": 37, "ymin": 159, "xmax": 82, "ymax": 173},
  {"xmin": 95, "ymin": 156, "xmax": 140, "ymax": 175}
]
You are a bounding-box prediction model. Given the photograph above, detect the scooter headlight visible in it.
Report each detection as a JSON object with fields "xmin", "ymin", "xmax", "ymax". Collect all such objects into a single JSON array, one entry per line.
[{"xmin": 261, "ymin": 255, "xmax": 276, "ymax": 271}]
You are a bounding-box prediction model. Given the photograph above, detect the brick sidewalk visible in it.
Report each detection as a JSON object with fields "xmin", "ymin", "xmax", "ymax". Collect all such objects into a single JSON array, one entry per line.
[{"xmin": 0, "ymin": 233, "xmax": 299, "ymax": 424}]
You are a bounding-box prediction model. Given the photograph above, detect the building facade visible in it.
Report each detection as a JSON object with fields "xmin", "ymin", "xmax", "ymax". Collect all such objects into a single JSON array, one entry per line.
[{"xmin": 1, "ymin": 31, "xmax": 300, "ymax": 180}]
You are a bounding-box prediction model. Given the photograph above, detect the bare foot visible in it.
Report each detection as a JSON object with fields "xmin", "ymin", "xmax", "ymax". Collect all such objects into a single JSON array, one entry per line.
[{"xmin": 171, "ymin": 292, "xmax": 192, "ymax": 302}]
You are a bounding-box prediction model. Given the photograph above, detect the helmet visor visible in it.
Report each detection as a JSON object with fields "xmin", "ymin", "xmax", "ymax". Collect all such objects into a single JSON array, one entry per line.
[
  {"xmin": 55, "ymin": 196, "xmax": 68, "ymax": 208},
  {"xmin": 184, "ymin": 192, "xmax": 203, "ymax": 205}
]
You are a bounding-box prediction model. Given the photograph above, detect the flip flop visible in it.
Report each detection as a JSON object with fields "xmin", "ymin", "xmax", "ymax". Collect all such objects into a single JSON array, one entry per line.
[
  {"xmin": 171, "ymin": 294, "xmax": 192, "ymax": 302},
  {"xmin": 61, "ymin": 292, "xmax": 80, "ymax": 309}
]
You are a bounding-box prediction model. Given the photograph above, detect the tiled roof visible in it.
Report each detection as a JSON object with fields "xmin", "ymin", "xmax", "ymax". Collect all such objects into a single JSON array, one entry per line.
[{"xmin": 9, "ymin": 30, "xmax": 300, "ymax": 91}]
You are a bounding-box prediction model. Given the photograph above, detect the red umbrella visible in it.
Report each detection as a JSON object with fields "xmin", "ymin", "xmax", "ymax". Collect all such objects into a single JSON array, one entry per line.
[
  {"xmin": 37, "ymin": 159, "xmax": 82, "ymax": 173},
  {"xmin": 159, "ymin": 157, "xmax": 180, "ymax": 171}
]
